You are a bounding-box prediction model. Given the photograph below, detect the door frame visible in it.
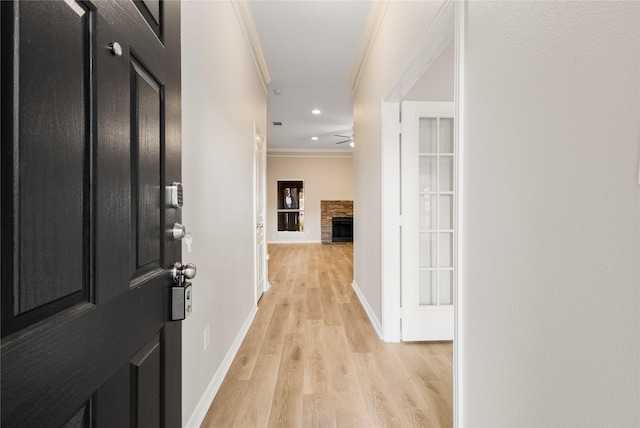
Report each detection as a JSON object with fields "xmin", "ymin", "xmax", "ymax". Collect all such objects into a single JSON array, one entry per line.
[
  {"xmin": 379, "ymin": 0, "xmax": 465, "ymax": 425},
  {"xmin": 253, "ymin": 122, "xmax": 269, "ymax": 304}
]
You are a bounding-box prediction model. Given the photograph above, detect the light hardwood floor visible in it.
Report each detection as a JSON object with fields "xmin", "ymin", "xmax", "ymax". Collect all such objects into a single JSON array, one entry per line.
[{"xmin": 201, "ymin": 243, "xmax": 452, "ymax": 428}]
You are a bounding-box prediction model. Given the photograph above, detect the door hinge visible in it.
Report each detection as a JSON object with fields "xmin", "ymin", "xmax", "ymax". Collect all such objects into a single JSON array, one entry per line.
[
  {"xmin": 398, "ymin": 121, "xmax": 403, "ymax": 134},
  {"xmin": 398, "ymin": 215, "xmax": 403, "ymax": 226}
]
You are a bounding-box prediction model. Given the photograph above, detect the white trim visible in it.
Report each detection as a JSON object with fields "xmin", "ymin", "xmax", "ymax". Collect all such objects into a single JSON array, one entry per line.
[
  {"xmin": 267, "ymin": 148, "xmax": 353, "ymax": 157},
  {"xmin": 231, "ymin": 0, "xmax": 271, "ymax": 94},
  {"xmin": 254, "ymin": 125, "xmax": 258, "ymax": 304},
  {"xmin": 267, "ymin": 240, "xmax": 321, "ymax": 245},
  {"xmin": 254, "ymin": 123, "xmax": 267, "ymax": 305},
  {"xmin": 380, "ymin": 101, "xmax": 401, "ymax": 342},
  {"xmin": 184, "ymin": 305, "xmax": 258, "ymax": 428},
  {"xmin": 453, "ymin": 2, "xmax": 466, "ymax": 427},
  {"xmin": 351, "ymin": 281, "xmax": 383, "ymax": 339},
  {"xmin": 349, "ymin": 0, "xmax": 390, "ymax": 93},
  {"xmin": 382, "ymin": 0, "xmax": 454, "ymax": 102}
]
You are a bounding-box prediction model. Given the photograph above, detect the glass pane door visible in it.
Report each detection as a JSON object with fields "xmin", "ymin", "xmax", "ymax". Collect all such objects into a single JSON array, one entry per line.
[{"xmin": 418, "ymin": 117, "xmax": 454, "ymax": 306}]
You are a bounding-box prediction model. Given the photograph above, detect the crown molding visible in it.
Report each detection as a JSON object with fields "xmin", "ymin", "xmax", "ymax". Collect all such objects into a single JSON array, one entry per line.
[
  {"xmin": 267, "ymin": 148, "xmax": 353, "ymax": 158},
  {"xmin": 348, "ymin": 0, "xmax": 390, "ymax": 94},
  {"xmin": 383, "ymin": 0, "xmax": 454, "ymax": 102},
  {"xmin": 231, "ymin": 0, "xmax": 271, "ymax": 94}
]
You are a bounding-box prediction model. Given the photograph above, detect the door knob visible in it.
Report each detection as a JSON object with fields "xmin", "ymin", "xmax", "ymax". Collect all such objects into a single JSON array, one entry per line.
[
  {"xmin": 183, "ymin": 263, "xmax": 197, "ymax": 279},
  {"xmin": 171, "ymin": 262, "xmax": 197, "ymax": 284}
]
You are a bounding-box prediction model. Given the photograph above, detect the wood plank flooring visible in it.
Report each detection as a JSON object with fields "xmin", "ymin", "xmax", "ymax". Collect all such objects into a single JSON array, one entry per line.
[{"xmin": 201, "ymin": 243, "xmax": 452, "ymax": 428}]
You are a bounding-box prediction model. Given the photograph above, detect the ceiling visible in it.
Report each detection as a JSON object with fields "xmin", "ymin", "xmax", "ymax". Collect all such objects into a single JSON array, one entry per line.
[{"xmin": 248, "ymin": 0, "xmax": 371, "ymax": 151}]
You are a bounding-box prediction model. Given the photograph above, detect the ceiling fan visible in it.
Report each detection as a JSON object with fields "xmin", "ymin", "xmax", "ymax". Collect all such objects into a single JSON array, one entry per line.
[{"xmin": 334, "ymin": 134, "xmax": 353, "ymax": 145}]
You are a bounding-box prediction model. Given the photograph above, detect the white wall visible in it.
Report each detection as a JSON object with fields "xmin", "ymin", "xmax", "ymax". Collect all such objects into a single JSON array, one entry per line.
[
  {"xmin": 461, "ymin": 1, "xmax": 640, "ymax": 426},
  {"xmin": 404, "ymin": 40, "xmax": 454, "ymax": 102},
  {"xmin": 352, "ymin": 1, "xmax": 446, "ymax": 327},
  {"xmin": 266, "ymin": 152, "xmax": 353, "ymax": 243},
  {"xmin": 181, "ymin": 1, "xmax": 267, "ymax": 426}
]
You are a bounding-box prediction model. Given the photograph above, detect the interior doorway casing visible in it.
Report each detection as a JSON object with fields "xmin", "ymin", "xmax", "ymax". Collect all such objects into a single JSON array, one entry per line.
[
  {"xmin": 254, "ymin": 123, "xmax": 269, "ymax": 304},
  {"xmin": 380, "ymin": 0, "xmax": 455, "ymax": 341},
  {"xmin": 379, "ymin": 0, "xmax": 463, "ymax": 426}
]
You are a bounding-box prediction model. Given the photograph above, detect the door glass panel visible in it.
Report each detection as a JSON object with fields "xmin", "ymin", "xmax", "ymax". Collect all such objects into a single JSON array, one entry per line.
[
  {"xmin": 419, "ymin": 233, "xmax": 437, "ymax": 268},
  {"xmin": 439, "ymin": 232, "xmax": 453, "ymax": 268},
  {"xmin": 439, "ymin": 271, "xmax": 453, "ymax": 305},
  {"xmin": 439, "ymin": 118, "xmax": 454, "ymax": 153},
  {"xmin": 419, "ymin": 270, "xmax": 437, "ymax": 305},
  {"xmin": 414, "ymin": 114, "xmax": 455, "ymax": 308},
  {"xmin": 439, "ymin": 156, "xmax": 453, "ymax": 192},
  {"xmin": 439, "ymin": 194, "xmax": 453, "ymax": 230},
  {"xmin": 419, "ymin": 118, "xmax": 437, "ymax": 153},
  {"xmin": 419, "ymin": 194, "xmax": 436, "ymax": 231},
  {"xmin": 419, "ymin": 156, "xmax": 437, "ymax": 192}
]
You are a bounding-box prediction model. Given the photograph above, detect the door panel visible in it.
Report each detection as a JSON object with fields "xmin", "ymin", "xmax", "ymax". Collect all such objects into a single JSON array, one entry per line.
[
  {"xmin": 255, "ymin": 125, "xmax": 267, "ymax": 300},
  {"xmin": 1, "ymin": 0, "xmax": 182, "ymax": 426},
  {"xmin": 64, "ymin": 403, "xmax": 92, "ymax": 428},
  {"xmin": 401, "ymin": 101, "xmax": 455, "ymax": 341},
  {"xmin": 19, "ymin": 0, "xmax": 88, "ymax": 313},
  {"xmin": 130, "ymin": 332, "xmax": 162, "ymax": 428},
  {"xmin": 134, "ymin": 0, "xmax": 162, "ymax": 39},
  {"xmin": 95, "ymin": 363, "xmax": 130, "ymax": 427},
  {"xmin": 131, "ymin": 58, "xmax": 163, "ymax": 281},
  {"xmin": 8, "ymin": 0, "xmax": 91, "ymax": 329}
]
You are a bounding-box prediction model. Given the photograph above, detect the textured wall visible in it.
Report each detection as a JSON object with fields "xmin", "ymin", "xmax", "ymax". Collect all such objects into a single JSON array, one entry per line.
[
  {"xmin": 181, "ymin": 2, "xmax": 267, "ymax": 425},
  {"xmin": 461, "ymin": 2, "xmax": 640, "ymax": 425}
]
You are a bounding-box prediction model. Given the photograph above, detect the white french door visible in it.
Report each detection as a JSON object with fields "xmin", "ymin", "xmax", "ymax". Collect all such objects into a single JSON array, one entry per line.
[
  {"xmin": 401, "ymin": 102, "xmax": 455, "ymax": 341},
  {"xmin": 254, "ymin": 124, "xmax": 267, "ymax": 302}
]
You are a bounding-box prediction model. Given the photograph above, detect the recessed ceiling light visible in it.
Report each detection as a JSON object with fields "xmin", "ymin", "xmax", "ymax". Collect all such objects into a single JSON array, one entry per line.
[
  {"xmin": 311, "ymin": 109, "xmax": 321, "ymax": 115},
  {"xmin": 311, "ymin": 137, "xmax": 319, "ymax": 141}
]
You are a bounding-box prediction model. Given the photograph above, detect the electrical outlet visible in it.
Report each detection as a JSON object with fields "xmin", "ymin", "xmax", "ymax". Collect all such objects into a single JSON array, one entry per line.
[{"xmin": 204, "ymin": 325, "xmax": 210, "ymax": 351}]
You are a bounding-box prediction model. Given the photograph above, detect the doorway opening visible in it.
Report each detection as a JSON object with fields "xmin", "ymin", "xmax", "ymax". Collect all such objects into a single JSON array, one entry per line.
[{"xmin": 380, "ymin": 0, "xmax": 464, "ymax": 425}]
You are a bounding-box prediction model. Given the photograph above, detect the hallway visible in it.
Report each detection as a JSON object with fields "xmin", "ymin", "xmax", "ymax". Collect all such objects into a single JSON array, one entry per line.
[{"xmin": 202, "ymin": 244, "xmax": 452, "ymax": 427}]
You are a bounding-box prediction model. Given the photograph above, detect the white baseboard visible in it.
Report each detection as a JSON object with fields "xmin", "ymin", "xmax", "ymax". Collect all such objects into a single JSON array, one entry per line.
[
  {"xmin": 267, "ymin": 240, "xmax": 321, "ymax": 244},
  {"xmin": 184, "ymin": 305, "xmax": 258, "ymax": 428},
  {"xmin": 351, "ymin": 281, "xmax": 383, "ymax": 339}
]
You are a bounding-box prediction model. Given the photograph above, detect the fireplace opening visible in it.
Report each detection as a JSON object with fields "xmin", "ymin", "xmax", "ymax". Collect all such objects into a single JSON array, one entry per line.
[{"xmin": 332, "ymin": 217, "xmax": 353, "ymax": 243}]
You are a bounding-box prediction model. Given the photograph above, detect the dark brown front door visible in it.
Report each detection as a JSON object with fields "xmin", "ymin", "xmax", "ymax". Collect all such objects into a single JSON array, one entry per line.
[{"xmin": 1, "ymin": 1, "xmax": 182, "ymax": 426}]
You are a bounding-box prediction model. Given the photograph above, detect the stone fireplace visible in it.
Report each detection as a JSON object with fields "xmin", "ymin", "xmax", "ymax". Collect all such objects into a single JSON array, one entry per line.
[{"xmin": 321, "ymin": 200, "xmax": 353, "ymax": 244}]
